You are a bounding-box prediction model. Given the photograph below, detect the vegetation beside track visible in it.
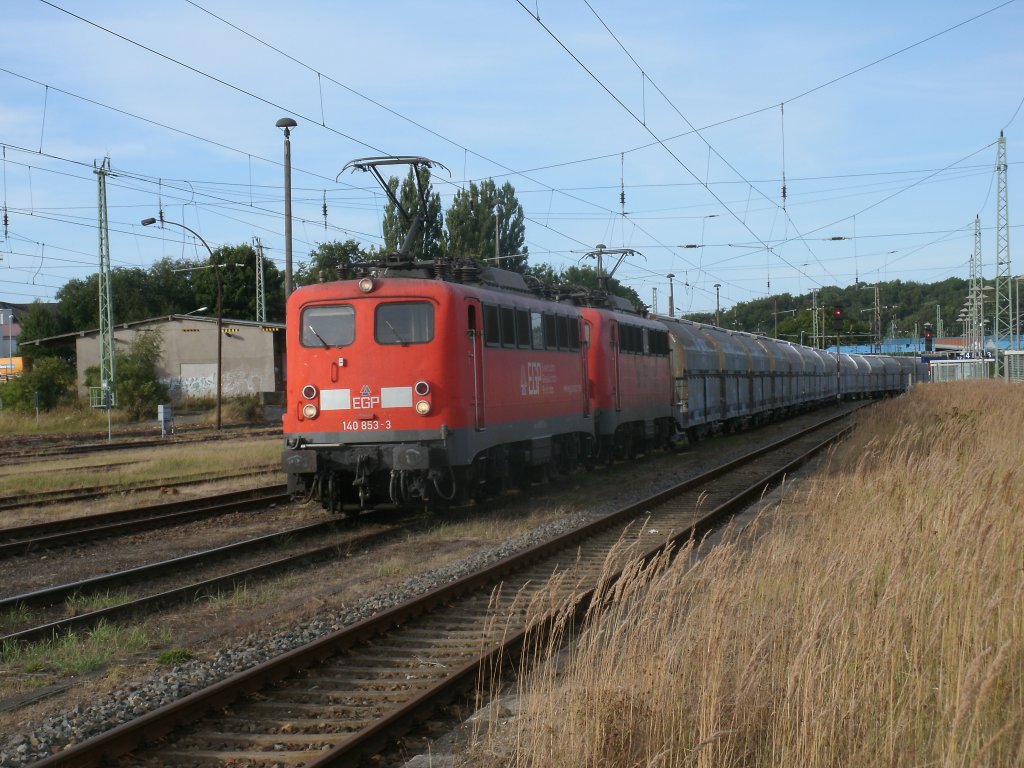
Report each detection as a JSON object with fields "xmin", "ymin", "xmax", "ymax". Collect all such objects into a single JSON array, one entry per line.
[
  {"xmin": 0, "ymin": 394, "xmax": 273, "ymax": 437},
  {"xmin": 0, "ymin": 438, "xmax": 280, "ymax": 503},
  {"xmin": 475, "ymin": 381, "xmax": 1023, "ymax": 768}
]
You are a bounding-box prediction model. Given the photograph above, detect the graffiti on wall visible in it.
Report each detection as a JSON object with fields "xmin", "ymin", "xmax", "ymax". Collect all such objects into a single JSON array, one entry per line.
[{"xmin": 160, "ymin": 363, "xmax": 267, "ymax": 399}]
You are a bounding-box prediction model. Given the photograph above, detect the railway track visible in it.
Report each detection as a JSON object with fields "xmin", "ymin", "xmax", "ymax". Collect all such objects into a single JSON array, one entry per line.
[
  {"xmin": 0, "ymin": 517, "xmax": 416, "ymax": 647},
  {"xmin": 0, "ymin": 424, "xmax": 280, "ymax": 464},
  {"xmin": 0, "ymin": 485, "xmax": 289, "ymax": 559},
  {"xmin": 31, "ymin": 408, "xmax": 858, "ymax": 767},
  {"xmin": 0, "ymin": 466, "xmax": 280, "ymax": 512}
]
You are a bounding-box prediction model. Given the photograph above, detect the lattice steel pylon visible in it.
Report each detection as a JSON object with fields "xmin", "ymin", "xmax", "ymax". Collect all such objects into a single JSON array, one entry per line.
[
  {"xmin": 994, "ymin": 132, "xmax": 1012, "ymax": 372},
  {"xmin": 95, "ymin": 158, "xmax": 116, "ymax": 406},
  {"xmin": 871, "ymin": 285, "xmax": 882, "ymax": 353},
  {"xmin": 968, "ymin": 215, "xmax": 983, "ymax": 358},
  {"xmin": 811, "ymin": 289, "xmax": 819, "ymax": 348},
  {"xmin": 253, "ymin": 236, "xmax": 266, "ymax": 323}
]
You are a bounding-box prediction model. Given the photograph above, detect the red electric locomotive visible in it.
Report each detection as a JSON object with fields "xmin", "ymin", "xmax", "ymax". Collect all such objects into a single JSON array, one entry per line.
[
  {"xmin": 578, "ymin": 300, "xmax": 675, "ymax": 461},
  {"xmin": 282, "ymin": 262, "xmax": 594, "ymax": 510}
]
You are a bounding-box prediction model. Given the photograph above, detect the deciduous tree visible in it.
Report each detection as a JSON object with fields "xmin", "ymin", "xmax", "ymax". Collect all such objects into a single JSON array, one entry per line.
[
  {"xmin": 445, "ymin": 179, "xmax": 527, "ymax": 271},
  {"xmin": 17, "ymin": 300, "xmax": 58, "ymax": 344},
  {"xmin": 295, "ymin": 240, "xmax": 369, "ymax": 286},
  {"xmin": 381, "ymin": 167, "xmax": 444, "ymax": 261}
]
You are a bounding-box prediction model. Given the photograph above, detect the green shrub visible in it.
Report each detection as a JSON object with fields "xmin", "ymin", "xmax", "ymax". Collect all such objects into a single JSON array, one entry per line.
[
  {"xmin": 0, "ymin": 357, "xmax": 75, "ymax": 412},
  {"xmin": 116, "ymin": 329, "xmax": 170, "ymax": 419}
]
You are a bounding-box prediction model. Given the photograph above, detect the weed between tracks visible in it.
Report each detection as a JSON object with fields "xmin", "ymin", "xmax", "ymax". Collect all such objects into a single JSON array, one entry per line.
[
  {"xmin": 64, "ymin": 590, "xmax": 133, "ymax": 614},
  {"xmin": 1, "ymin": 621, "xmax": 162, "ymax": 688},
  {"xmin": 0, "ymin": 589, "xmax": 136, "ymax": 643},
  {"xmin": 468, "ymin": 382, "xmax": 1024, "ymax": 767},
  {"xmin": 0, "ymin": 604, "xmax": 35, "ymax": 635}
]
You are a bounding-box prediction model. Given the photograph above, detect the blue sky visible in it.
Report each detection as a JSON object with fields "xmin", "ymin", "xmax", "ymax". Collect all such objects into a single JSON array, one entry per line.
[{"xmin": 1, "ymin": 0, "xmax": 1021, "ymax": 317}]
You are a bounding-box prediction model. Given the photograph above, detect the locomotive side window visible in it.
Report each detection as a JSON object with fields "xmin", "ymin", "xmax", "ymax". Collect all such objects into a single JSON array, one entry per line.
[
  {"xmin": 616, "ymin": 324, "xmax": 668, "ymax": 356},
  {"xmin": 543, "ymin": 314, "xmax": 557, "ymax": 349},
  {"xmin": 650, "ymin": 329, "xmax": 669, "ymax": 356},
  {"xmin": 301, "ymin": 305, "xmax": 355, "ymax": 348},
  {"xmin": 556, "ymin": 315, "xmax": 569, "ymax": 350},
  {"xmin": 569, "ymin": 318, "xmax": 580, "ymax": 350},
  {"xmin": 483, "ymin": 304, "xmax": 501, "ymax": 346},
  {"xmin": 476, "ymin": 306, "xmax": 579, "ymax": 353},
  {"xmin": 515, "ymin": 309, "xmax": 531, "ymax": 349},
  {"xmin": 531, "ymin": 311, "xmax": 545, "ymax": 349},
  {"xmin": 500, "ymin": 306, "xmax": 517, "ymax": 347},
  {"xmin": 620, "ymin": 324, "xmax": 638, "ymax": 354},
  {"xmin": 375, "ymin": 302, "xmax": 434, "ymax": 345}
]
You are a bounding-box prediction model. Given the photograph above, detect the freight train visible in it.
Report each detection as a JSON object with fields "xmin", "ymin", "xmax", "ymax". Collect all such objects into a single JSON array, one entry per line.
[
  {"xmin": 281, "ymin": 156, "xmax": 926, "ymax": 512},
  {"xmin": 281, "ymin": 255, "xmax": 926, "ymax": 512}
]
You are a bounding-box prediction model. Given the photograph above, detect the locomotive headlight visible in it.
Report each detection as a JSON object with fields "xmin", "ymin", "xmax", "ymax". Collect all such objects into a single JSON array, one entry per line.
[
  {"xmin": 414, "ymin": 380, "xmax": 431, "ymax": 396},
  {"xmin": 415, "ymin": 399, "xmax": 431, "ymax": 415},
  {"xmin": 302, "ymin": 403, "xmax": 319, "ymax": 419},
  {"xmin": 358, "ymin": 277, "xmax": 375, "ymax": 293},
  {"xmin": 302, "ymin": 384, "xmax": 318, "ymax": 400}
]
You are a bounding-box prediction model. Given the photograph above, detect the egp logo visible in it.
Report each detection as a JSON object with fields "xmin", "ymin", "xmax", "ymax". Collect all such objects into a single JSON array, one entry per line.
[
  {"xmin": 521, "ymin": 362, "xmax": 542, "ymax": 396},
  {"xmin": 353, "ymin": 384, "xmax": 380, "ymax": 409}
]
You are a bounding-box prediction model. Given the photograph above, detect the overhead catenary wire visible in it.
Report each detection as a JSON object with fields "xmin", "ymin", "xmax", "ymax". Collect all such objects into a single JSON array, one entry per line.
[
  {"xmin": 3, "ymin": 2, "xmax": 1016, "ymax": 306},
  {"xmin": 519, "ymin": 0, "xmax": 826, "ymax": 297},
  {"xmin": 14, "ymin": 2, "xmax": 1010, "ymax": 252}
]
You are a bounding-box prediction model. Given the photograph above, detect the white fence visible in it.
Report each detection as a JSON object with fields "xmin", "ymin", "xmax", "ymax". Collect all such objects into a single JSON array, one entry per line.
[
  {"xmin": 930, "ymin": 359, "xmax": 993, "ymax": 382},
  {"xmin": 1004, "ymin": 351, "xmax": 1024, "ymax": 383}
]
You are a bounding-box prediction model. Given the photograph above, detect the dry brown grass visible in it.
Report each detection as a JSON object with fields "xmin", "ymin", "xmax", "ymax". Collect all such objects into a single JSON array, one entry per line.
[{"xmin": 471, "ymin": 381, "xmax": 1024, "ymax": 767}]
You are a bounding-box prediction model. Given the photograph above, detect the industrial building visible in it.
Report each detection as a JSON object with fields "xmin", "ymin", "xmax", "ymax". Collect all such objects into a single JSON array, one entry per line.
[{"xmin": 20, "ymin": 314, "xmax": 285, "ymax": 403}]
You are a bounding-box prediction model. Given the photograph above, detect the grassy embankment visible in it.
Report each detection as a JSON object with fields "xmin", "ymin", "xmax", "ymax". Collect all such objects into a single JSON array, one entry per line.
[{"xmin": 474, "ymin": 381, "xmax": 1023, "ymax": 767}]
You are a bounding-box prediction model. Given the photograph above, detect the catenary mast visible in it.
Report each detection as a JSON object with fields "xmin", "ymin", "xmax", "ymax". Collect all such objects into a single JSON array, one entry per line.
[
  {"xmin": 95, "ymin": 158, "xmax": 116, "ymax": 407},
  {"xmin": 994, "ymin": 132, "xmax": 1012, "ymax": 371}
]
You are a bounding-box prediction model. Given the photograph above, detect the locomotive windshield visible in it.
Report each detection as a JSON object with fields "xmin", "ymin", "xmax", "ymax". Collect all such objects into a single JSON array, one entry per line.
[
  {"xmin": 301, "ymin": 305, "xmax": 355, "ymax": 348},
  {"xmin": 375, "ymin": 301, "xmax": 434, "ymax": 345}
]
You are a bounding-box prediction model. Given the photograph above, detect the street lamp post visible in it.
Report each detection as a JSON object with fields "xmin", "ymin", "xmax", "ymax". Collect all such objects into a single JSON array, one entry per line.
[
  {"xmin": 276, "ymin": 118, "xmax": 298, "ymax": 300},
  {"xmin": 714, "ymin": 283, "xmax": 721, "ymax": 326},
  {"xmin": 142, "ymin": 216, "xmax": 230, "ymax": 430}
]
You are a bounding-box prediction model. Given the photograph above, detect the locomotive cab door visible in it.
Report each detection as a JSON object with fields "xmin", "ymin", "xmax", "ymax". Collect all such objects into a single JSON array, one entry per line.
[
  {"xmin": 467, "ymin": 301, "xmax": 486, "ymax": 430},
  {"xmin": 580, "ymin": 319, "xmax": 591, "ymax": 416},
  {"xmin": 610, "ymin": 320, "xmax": 621, "ymax": 411}
]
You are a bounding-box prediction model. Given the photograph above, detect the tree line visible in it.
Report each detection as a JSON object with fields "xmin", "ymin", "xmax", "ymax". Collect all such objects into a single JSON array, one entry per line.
[{"xmin": 685, "ymin": 277, "xmax": 971, "ymax": 344}]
